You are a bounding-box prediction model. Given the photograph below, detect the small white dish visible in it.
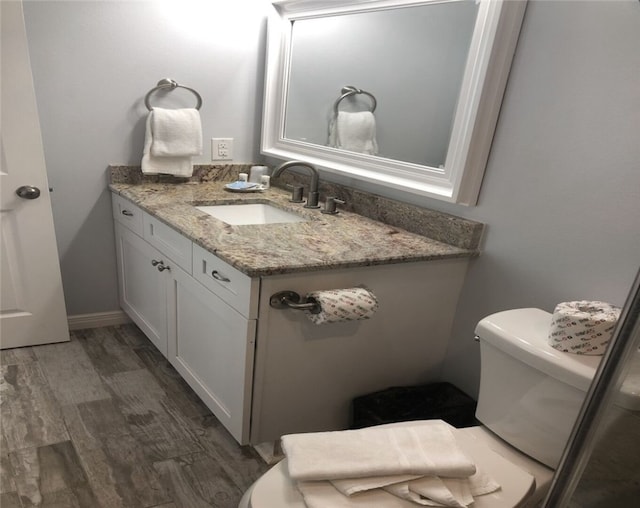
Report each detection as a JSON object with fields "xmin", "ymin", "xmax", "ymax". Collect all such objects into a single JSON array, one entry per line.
[{"xmin": 224, "ymin": 181, "xmax": 265, "ymax": 193}]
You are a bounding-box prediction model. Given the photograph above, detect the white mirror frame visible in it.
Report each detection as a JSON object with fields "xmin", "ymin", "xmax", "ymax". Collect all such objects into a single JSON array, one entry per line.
[{"xmin": 261, "ymin": 0, "xmax": 526, "ymax": 205}]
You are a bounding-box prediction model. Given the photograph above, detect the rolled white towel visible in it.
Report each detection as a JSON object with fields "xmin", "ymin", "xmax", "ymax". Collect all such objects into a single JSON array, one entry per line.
[{"xmin": 281, "ymin": 420, "xmax": 476, "ymax": 482}]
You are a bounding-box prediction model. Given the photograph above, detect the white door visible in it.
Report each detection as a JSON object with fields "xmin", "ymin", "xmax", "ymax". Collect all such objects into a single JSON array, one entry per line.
[{"xmin": 0, "ymin": 0, "xmax": 69, "ymax": 349}]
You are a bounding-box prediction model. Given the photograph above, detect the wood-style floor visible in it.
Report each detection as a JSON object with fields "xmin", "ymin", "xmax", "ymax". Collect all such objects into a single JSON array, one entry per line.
[{"xmin": 0, "ymin": 324, "xmax": 269, "ymax": 508}]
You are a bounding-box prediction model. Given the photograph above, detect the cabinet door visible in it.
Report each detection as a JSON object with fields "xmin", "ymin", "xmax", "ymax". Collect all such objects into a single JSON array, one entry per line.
[
  {"xmin": 167, "ymin": 266, "xmax": 256, "ymax": 445},
  {"xmin": 114, "ymin": 222, "xmax": 168, "ymax": 356}
]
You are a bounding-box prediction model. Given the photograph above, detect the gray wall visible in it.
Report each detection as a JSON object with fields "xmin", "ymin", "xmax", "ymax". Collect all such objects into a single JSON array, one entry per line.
[
  {"xmin": 23, "ymin": 0, "xmax": 268, "ymax": 315},
  {"xmin": 24, "ymin": 1, "xmax": 640, "ymax": 398},
  {"xmin": 437, "ymin": 0, "xmax": 640, "ymax": 395}
]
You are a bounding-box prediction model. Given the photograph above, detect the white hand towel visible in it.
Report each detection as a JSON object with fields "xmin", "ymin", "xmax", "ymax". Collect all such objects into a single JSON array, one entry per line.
[
  {"xmin": 150, "ymin": 108, "xmax": 202, "ymax": 157},
  {"xmin": 331, "ymin": 474, "xmax": 422, "ymax": 496},
  {"xmin": 397, "ymin": 470, "xmax": 500, "ymax": 507},
  {"xmin": 297, "ymin": 481, "xmax": 419, "ymax": 508},
  {"xmin": 281, "ymin": 420, "xmax": 476, "ymax": 482},
  {"xmin": 465, "ymin": 468, "xmax": 502, "ymax": 497},
  {"xmin": 385, "ymin": 480, "xmax": 452, "ymax": 506},
  {"xmin": 328, "ymin": 111, "xmax": 378, "ymax": 155},
  {"xmin": 407, "ymin": 477, "xmax": 472, "ymax": 507},
  {"xmin": 332, "ymin": 470, "xmax": 500, "ymax": 503},
  {"xmin": 141, "ymin": 108, "xmax": 202, "ymax": 177}
]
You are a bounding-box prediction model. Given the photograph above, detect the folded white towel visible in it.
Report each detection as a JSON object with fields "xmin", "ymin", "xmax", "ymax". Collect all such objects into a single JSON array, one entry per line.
[
  {"xmin": 384, "ymin": 481, "xmax": 449, "ymax": 506},
  {"xmin": 281, "ymin": 420, "xmax": 476, "ymax": 482},
  {"xmin": 141, "ymin": 108, "xmax": 202, "ymax": 177},
  {"xmin": 328, "ymin": 111, "xmax": 378, "ymax": 155},
  {"xmin": 297, "ymin": 481, "xmax": 419, "ymax": 508},
  {"xmin": 465, "ymin": 468, "xmax": 502, "ymax": 497},
  {"xmin": 150, "ymin": 108, "xmax": 202, "ymax": 157},
  {"xmin": 405, "ymin": 476, "xmax": 472, "ymax": 507},
  {"xmin": 331, "ymin": 474, "xmax": 422, "ymax": 496}
]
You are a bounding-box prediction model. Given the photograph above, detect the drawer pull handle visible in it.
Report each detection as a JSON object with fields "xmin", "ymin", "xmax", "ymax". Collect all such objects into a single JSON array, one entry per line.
[
  {"xmin": 151, "ymin": 259, "xmax": 171, "ymax": 272},
  {"xmin": 211, "ymin": 270, "xmax": 230, "ymax": 282},
  {"xmin": 121, "ymin": 210, "xmax": 134, "ymax": 217}
]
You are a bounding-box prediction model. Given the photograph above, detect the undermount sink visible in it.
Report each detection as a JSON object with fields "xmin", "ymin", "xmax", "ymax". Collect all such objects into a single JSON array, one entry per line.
[{"xmin": 196, "ymin": 203, "xmax": 308, "ymax": 225}]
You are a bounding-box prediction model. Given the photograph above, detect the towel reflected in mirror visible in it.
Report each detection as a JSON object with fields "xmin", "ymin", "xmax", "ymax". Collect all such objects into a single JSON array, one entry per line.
[{"xmin": 328, "ymin": 110, "xmax": 378, "ymax": 156}]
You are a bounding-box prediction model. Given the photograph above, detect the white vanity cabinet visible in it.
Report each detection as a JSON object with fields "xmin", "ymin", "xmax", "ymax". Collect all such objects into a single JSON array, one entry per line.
[
  {"xmin": 168, "ymin": 244, "xmax": 259, "ymax": 443},
  {"xmin": 249, "ymin": 259, "xmax": 469, "ymax": 444},
  {"xmin": 113, "ymin": 202, "xmax": 169, "ymax": 356},
  {"xmin": 112, "ymin": 192, "xmax": 471, "ymax": 446},
  {"xmin": 167, "ymin": 266, "xmax": 256, "ymax": 443},
  {"xmin": 111, "ymin": 193, "xmax": 256, "ymax": 443}
]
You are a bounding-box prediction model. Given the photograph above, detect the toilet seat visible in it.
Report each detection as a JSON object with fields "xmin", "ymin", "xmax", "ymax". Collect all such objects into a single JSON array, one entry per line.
[{"xmin": 240, "ymin": 425, "xmax": 554, "ymax": 508}]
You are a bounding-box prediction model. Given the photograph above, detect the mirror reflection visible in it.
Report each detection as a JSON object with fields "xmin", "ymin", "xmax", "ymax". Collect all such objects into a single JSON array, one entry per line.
[{"xmin": 283, "ymin": 0, "xmax": 479, "ymax": 168}]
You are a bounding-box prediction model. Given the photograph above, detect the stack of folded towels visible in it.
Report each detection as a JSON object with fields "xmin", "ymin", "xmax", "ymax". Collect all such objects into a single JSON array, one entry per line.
[{"xmin": 281, "ymin": 420, "xmax": 501, "ymax": 507}]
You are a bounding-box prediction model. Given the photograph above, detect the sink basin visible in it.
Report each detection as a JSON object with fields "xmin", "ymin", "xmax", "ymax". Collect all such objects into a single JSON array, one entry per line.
[{"xmin": 196, "ymin": 203, "xmax": 308, "ymax": 225}]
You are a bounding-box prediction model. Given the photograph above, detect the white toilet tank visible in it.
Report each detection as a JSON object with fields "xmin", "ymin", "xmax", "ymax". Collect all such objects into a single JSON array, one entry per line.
[{"xmin": 475, "ymin": 308, "xmax": 601, "ymax": 469}]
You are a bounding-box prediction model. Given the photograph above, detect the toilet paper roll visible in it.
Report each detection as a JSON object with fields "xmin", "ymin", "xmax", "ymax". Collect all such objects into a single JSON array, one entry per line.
[
  {"xmin": 305, "ymin": 287, "xmax": 378, "ymax": 325},
  {"xmin": 548, "ymin": 301, "xmax": 621, "ymax": 355}
]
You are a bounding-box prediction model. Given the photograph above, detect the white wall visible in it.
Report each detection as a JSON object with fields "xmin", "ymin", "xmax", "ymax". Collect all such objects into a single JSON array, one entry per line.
[
  {"xmin": 437, "ymin": 0, "xmax": 640, "ymax": 395},
  {"xmin": 23, "ymin": 0, "xmax": 269, "ymax": 315},
  {"xmin": 24, "ymin": 0, "xmax": 640, "ymax": 398}
]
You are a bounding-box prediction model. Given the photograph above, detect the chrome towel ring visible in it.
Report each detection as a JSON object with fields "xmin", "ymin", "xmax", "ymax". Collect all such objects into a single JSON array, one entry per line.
[
  {"xmin": 333, "ymin": 85, "xmax": 377, "ymax": 115},
  {"xmin": 144, "ymin": 78, "xmax": 203, "ymax": 111}
]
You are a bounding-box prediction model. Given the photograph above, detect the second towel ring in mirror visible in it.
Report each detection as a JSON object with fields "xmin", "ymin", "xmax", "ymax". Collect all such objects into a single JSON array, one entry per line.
[
  {"xmin": 333, "ymin": 85, "xmax": 377, "ymax": 115},
  {"xmin": 144, "ymin": 78, "xmax": 203, "ymax": 111}
]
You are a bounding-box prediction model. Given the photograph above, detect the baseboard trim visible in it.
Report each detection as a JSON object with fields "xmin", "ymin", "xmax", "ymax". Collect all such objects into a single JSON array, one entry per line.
[{"xmin": 67, "ymin": 310, "xmax": 131, "ymax": 331}]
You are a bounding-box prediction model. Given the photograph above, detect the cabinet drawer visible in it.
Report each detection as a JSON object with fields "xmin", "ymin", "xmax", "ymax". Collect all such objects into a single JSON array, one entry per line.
[
  {"xmin": 112, "ymin": 193, "xmax": 143, "ymax": 236},
  {"xmin": 143, "ymin": 214, "xmax": 192, "ymax": 274},
  {"xmin": 192, "ymin": 244, "xmax": 258, "ymax": 319}
]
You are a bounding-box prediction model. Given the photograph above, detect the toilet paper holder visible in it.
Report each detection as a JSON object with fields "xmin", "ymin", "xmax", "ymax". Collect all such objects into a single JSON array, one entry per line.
[{"xmin": 270, "ymin": 291, "xmax": 322, "ymax": 314}]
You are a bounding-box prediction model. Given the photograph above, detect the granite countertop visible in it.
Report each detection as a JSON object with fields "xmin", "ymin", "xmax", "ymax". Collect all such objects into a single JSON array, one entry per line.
[{"xmin": 109, "ymin": 177, "xmax": 479, "ymax": 277}]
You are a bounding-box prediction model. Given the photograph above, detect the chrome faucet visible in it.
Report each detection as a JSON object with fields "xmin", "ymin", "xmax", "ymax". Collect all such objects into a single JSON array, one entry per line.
[{"xmin": 271, "ymin": 161, "xmax": 320, "ymax": 208}]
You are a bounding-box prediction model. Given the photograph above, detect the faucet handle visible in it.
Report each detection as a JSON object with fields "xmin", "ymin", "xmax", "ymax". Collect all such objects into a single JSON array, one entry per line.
[
  {"xmin": 286, "ymin": 184, "xmax": 305, "ymax": 203},
  {"xmin": 321, "ymin": 196, "xmax": 346, "ymax": 215}
]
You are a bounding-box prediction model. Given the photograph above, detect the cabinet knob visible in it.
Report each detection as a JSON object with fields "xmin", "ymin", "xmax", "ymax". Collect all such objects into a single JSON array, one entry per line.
[
  {"xmin": 157, "ymin": 264, "xmax": 171, "ymax": 272},
  {"xmin": 121, "ymin": 209, "xmax": 134, "ymax": 217},
  {"xmin": 211, "ymin": 270, "xmax": 230, "ymax": 282},
  {"xmin": 151, "ymin": 259, "xmax": 162, "ymax": 266}
]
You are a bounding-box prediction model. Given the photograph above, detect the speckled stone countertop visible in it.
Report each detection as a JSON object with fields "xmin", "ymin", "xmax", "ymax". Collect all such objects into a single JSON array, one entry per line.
[{"xmin": 109, "ymin": 165, "xmax": 483, "ymax": 277}]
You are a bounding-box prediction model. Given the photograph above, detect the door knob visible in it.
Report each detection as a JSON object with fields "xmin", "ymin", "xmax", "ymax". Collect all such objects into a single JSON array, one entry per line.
[{"xmin": 16, "ymin": 186, "xmax": 41, "ymax": 199}]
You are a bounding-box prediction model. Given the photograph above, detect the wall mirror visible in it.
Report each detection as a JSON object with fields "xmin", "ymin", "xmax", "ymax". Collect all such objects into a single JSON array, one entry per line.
[{"xmin": 261, "ymin": 0, "xmax": 526, "ymax": 205}]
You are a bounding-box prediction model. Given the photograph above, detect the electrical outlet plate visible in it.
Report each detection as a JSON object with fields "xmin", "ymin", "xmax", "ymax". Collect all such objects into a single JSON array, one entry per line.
[{"xmin": 211, "ymin": 138, "xmax": 233, "ymax": 161}]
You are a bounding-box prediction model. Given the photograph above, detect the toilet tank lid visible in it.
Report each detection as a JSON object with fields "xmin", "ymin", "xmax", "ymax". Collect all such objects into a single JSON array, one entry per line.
[{"xmin": 475, "ymin": 308, "xmax": 601, "ymax": 391}]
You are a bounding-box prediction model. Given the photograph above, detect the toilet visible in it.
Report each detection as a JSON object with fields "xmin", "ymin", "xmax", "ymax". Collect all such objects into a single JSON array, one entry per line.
[{"xmin": 239, "ymin": 308, "xmax": 603, "ymax": 508}]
